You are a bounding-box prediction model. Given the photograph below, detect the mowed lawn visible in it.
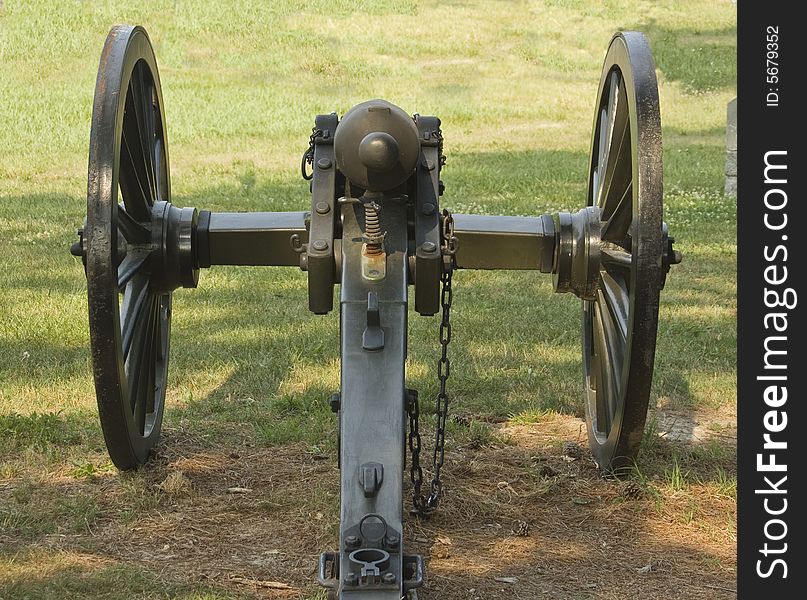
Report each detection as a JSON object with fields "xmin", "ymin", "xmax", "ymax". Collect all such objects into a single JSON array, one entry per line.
[{"xmin": 1, "ymin": 2, "xmax": 736, "ymax": 599}]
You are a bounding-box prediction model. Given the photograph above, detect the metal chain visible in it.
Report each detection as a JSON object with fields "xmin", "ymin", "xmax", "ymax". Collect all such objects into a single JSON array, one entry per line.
[
  {"xmin": 408, "ymin": 389, "xmax": 426, "ymax": 512},
  {"xmin": 409, "ymin": 209, "xmax": 457, "ymax": 515},
  {"xmin": 301, "ymin": 126, "xmax": 323, "ymax": 180}
]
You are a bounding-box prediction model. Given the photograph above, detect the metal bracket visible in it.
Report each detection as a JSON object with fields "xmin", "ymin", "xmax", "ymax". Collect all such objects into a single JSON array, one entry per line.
[
  {"xmin": 318, "ymin": 552, "xmax": 339, "ymax": 589},
  {"xmin": 403, "ymin": 554, "xmax": 425, "ymax": 591},
  {"xmin": 318, "ymin": 548, "xmax": 422, "ymax": 593},
  {"xmin": 307, "ymin": 113, "xmax": 339, "ymax": 314},
  {"xmin": 362, "ymin": 291, "xmax": 385, "ymax": 351},
  {"xmin": 413, "ymin": 115, "xmax": 442, "ymax": 316},
  {"xmin": 359, "ymin": 462, "xmax": 384, "ymax": 498}
]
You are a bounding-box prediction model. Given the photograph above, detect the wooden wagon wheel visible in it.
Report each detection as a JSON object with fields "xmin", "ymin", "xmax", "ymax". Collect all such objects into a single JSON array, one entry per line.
[
  {"xmin": 582, "ymin": 32, "xmax": 664, "ymax": 474},
  {"xmin": 84, "ymin": 26, "xmax": 194, "ymax": 469}
]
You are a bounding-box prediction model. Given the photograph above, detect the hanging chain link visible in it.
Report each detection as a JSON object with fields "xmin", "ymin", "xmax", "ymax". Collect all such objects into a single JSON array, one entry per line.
[
  {"xmin": 300, "ymin": 126, "xmax": 323, "ymax": 180},
  {"xmin": 409, "ymin": 209, "xmax": 457, "ymax": 515},
  {"xmin": 408, "ymin": 388, "xmax": 425, "ymax": 511}
]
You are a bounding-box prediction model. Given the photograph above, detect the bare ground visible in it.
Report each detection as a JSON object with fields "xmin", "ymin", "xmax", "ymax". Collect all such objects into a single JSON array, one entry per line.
[{"xmin": 1, "ymin": 413, "xmax": 736, "ymax": 599}]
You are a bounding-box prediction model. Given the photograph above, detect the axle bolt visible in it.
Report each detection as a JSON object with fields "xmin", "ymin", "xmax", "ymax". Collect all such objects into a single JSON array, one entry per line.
[
  {"xmin": 382, "ymin": 573, "xmax": 396, "ymax": 584},
  {"xmin": 345, "ymin": 535, "xmax": 361, "ymax": 548},
  {"xmin": 421, "ymin": 202, "xmax": 435, "ymax": 216},
  {"xmin": 422, "ymin": 241, "xmax": 437, "ymax": 253},
  {"xmin": 312, "ymin": 239, "xmax": 329, "ymax": 252},
  {"xmin": 386, "ymin": 535, "xmax": 400, "ymax": 548},
  {"xmin": 317, "ymin": 158, "xmax": 332, "ymax": 170},
  {"xmin": 344, "ymin": 573, "xmax": 358, "ymax": 586},
  {"xmin": 315, "ymin": 201, "xmax": 330, "ymax": 215}
]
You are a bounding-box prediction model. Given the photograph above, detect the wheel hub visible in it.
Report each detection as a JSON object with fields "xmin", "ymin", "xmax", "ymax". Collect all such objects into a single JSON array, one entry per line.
[
  {"xmin": 150, "ymin": 200, "xmax": 200, "ymax": 292},
  {"xmin": 552, "ymin": 206, "xmax": 602, "ymax": 301}
]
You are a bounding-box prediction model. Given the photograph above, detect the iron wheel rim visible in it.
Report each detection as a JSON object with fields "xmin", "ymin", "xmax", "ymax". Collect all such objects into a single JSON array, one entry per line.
[
  {"xmin": 86, "ymin": 25, "xmax": 171, "ymax": 470},
  {"xmin": 582, "ymin": 32, "xmax": 663, "ymax": 473}
]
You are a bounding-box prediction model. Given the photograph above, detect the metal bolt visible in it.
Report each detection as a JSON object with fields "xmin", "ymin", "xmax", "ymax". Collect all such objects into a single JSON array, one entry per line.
[
  {"xmin": 425, "ymin": 159, "xmax": 435, "ymax": 171},
  {"xmin": 317, "ymin": 158, "xmax": 332, "ymax": 170},
  {"xmin": 421, "ymin": 202, "xmax": 435, "ymax": 216},
  {"xmin": 422, "ymin": 241, "xmax": 437, "ymax": 253},
  {"xmin": 386, "ymin": 535, "xmax": 400, "ymax": 548},
  {"xmin": 382, "ymin": 573, "xmax": 396, "ymax": 584},
  {"xmin": 312, "ymin": 240, "xmax": 329, "ymax": 252},
  {"xmin": 345, "ymin": 535, "xmax": 361, "ymax": 548},
  {"xmin": 344, "ymin": 573, "xmax": 358, "ymax": 586},
  {"xmin": 315, "ymin": 201, "xmax": 330, "ymax": 215}
]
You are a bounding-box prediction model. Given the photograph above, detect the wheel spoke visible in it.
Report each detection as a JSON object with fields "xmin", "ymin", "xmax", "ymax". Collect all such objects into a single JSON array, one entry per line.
[
  {"xmin": 128, "ymin": 62, "xmax": 156, "ymax": 202},
  {"xmin": 601, "ymin": 245, "xmax": 632, "ymax": 273},
  {"xmin": 120, "ymin": 128, "xmax": 153, "ymax": 221},
  {"xmin": 598, "ymin": 78, "xmax": 631, "ymax": 214},
  {"xmin": 597, "ymin": 290, "xmax": 625, "ymax": 392},
  {"xmin": 132, "ymin": 372, "xmax": 147, "ymax": 435},
  {"xmin": 145, "ymin": 298, "xmax": 162, "ymax": 415},
  {"xmin": 593, "ymin": 106, "xmax": 607, "ymax": 202},
  {"xmin": 128, "ymin": 293, "xmax": 158, "ymax": 435},
  {"xmin": 154, "ymin": 137, "xmax": 165, "ymax": 202},
  {"xmin": 121, "ymin": 275, "xmax": 150, "ymax": 360},
  {"xmin": 596, "ymin": 281, "xmax": 629, "ymax": 428},
  {"xmin": 585, "ymin": 303, "xmax": 606, "ymax": 433},
  {"xmin": 117, "ymin": 252, "xmax": 148, "ymax": 288},
  {"xmin": 591, "ymin": 345, "xmax": 604, "ymax": 423},
  {"xmin": 145, "ymin": 83, "xmax": 159, "ymax": 202},
  {"xmin": 596, "ymin": 71, "xmax": 620, "ymax": 201},
  {"xmin": 600, "ymin": 182, "xmax": 632, "ymax": 244},
  {"xmin": 592, "ymin": 303, "xmax": 618, "ymax": 433},
  {"xmin": 117, "ymin": 205, "xmax": 151, "ymax": 244},
  {"xmin": 600, "ymin": 271, "xmax": 629, "ymax": 343},
  {"xmin": 120, "ymin": 75, "xmax": 156, "ymax": 219},
  {"xmin": 158, "ymin": 298, "xmax": 170, "ymax": 361}
]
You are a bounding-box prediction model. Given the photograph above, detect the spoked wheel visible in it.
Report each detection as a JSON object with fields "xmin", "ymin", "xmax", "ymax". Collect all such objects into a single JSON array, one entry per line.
[
  {"xmin": 582, "ymin": 32, "xmax": 664, "ymax": 474},
  {"xmin": 84, "ymin": 26, "xmax": 197, "ymax": 470}
]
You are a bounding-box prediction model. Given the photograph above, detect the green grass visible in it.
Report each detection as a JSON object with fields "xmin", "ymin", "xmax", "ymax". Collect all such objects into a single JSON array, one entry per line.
[{"xmin": 1, "ymin": 0, "xmax": 735, "ymax": 597}]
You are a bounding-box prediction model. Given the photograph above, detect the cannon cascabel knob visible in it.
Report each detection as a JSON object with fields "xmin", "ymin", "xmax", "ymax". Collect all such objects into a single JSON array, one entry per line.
[{"xmin": 358, "ymin": 132, "xmax": 400, "ymax": 172}]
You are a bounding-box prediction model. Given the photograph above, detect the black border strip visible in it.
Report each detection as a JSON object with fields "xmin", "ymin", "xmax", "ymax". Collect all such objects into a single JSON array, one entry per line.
[{"xmin": 738, "ymin": 3, "xmax": 804, "ymax": 597}]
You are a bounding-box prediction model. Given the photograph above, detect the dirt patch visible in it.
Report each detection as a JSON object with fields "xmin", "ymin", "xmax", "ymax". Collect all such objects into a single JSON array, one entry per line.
[
  {"xmin": 3, "ymin": 414, "xmax": 736, "ymax": 599},
  {"xmin": 652, "ymin": 408, "xmax": 736, "ymax": 445}
]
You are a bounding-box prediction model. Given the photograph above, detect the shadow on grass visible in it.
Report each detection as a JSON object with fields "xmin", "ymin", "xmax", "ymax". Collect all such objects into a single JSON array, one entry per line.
[{"xmin": 0, "ymin": 338, "xmax": 90, "ymax": 387}]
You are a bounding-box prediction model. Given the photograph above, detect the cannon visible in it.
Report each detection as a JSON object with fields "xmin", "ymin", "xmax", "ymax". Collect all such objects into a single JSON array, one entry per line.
[{"xmin": 70, "ymin": 25, "xmax": 681, "ymax": 599}]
